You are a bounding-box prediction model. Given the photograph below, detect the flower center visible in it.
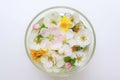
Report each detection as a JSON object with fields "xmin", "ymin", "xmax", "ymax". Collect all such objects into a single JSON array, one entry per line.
[
  {"xmin": 51, "ymin": 20, "xmax": 57, "ymax": 25},
  {"xmin": 80, "ymin": 35, "xmax": 87, "ymax": 42},
  {"xmin": 48, "ymin": 35, "xmax": 54, "ymax": 41},
  {"xmin": 60, "ymin": 16, "xmax": 72, "ymax": 32}
]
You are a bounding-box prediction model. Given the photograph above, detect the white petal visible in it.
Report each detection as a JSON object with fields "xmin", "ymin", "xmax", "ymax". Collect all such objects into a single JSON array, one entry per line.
[
  {"xmin": 28, "ymin": 30, "xmax": 41, "ymax": 49},
  {"xmin": 43, "ymin": 11, "xmax": 61, "ymax": 27},
  {"xmin": 58, "ymin": 46, "xmax": 64, "ymax": 54},
  {"xmin": 44, "ymin": 61, "xmax": 53, "ymax": 68},
  {"xmin": 40, "ymin": 39, "xmax": 50, "ymax": 49},
  {"xmin": 41, "ymin": 56, "xmax": 53, "ymax": 69},
  {"xmin": 70, "ymin": 54, "xmax": 77, "ymax": 58},
  {"xmin": 48, "ymin": 26, "xmax": 60, "ymax": 35},
  {"xmin": 40, "ymin": 28, "xmax": 49, "ymax": 37},
  {"xmin": 55, "ymin": 55, "xmax": 64, "ymax": 68},
  {"xmin": 75, "ymin": 29, "xmax": 92, "ymax": 47},
  {"xmin": 47, "ymin": 11, "xmax": 61, "ymax": 22},
  {"xmin": 66, "ymin": 29, "xmax": 74, "ymax": 40},
  {"xmin": 50, "ymin": 42, "xmax": 62, "ymax": 50},
  {"xmin": 75, "ymin": 61, "xmax": 81, "ymax": 67},
  {"xmin": 43, "ymin": 17, "xmax": 54, "ymax": 27},
  {"xmin": 56, "ymin": 60, "xmax": 64, "ymax": 68},
  {"xmin": 73, "ymin": 13, "xmax": 80, "ymax": 23},
  {"xmin": 63, "ymin": 45, "xmax": 72, "ymax": 56},
  {"xmin": 68, "ymin": 39, "xmax": 77, "ymax": 47},
  {"xmin": 76, "ymin": 51, "xmax": 84, "ymax": 56}
]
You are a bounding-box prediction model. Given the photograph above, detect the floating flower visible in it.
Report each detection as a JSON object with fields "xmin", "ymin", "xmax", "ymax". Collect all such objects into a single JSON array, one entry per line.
[
  {"xmin": 65, "ymin": 13, "xmax": 80, "ymax": 24},
  {"xmin": 40, "ymin": 26, "xmax": 64, "ymax": 50},
  {"xmin": 28, "ymin": 11, "xmax": 93, "ymax": 73},
  {"xmin": 58, "ymin": 44, "xmax": 72, "ymax": 56},
  {"xmin": 72, "ymin": 22, "xmax": 85, "ymax": 34},
  {"xmin": 51, "ymin": 53, "xmax": 65, "ymax": 68},
  {"xmin": 30, "ymin": 48, "xmax": 48, "ymax": 61},
  {"xmin": 75, "ymin": 29, "xmax": 92, "ymax": 47},
  {"xmin": 75, "ymin": 56, "xmax": 83, "ymax": 67},
  {"xmin": 60, "ymin": 16, "xmax": 72, "ymax": 32},
  {"xmin": 65, "ymin": 62, "xmax": 72, "ymax": 69},
  {"xmin": 43, "ymin": 11, "xmax": 61, "ymax": 27},
  {"xmin": 33, "ymin": 24, "xmax": 39, "ymax": 30},
  {"xmin": 40, "ymin": 56, "xmax": 53, "ymax": 69}
]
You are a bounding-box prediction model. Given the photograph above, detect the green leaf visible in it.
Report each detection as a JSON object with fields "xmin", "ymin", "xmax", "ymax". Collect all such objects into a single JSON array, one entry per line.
[
  {"xmin": 77, "ymin": 46, "xmax": 83, "ymax": 51},
  {"xmin": 40, "ymin": 24, "xmax": 46, "ymax": 29},
  {"xmin": 64, "ymin": 56, "xmax": 71, "ymax": 62},
  {"xmin": 70, "ymin": 58, "xmax": 76, "ymax": 66},
  {"xmin": 35, "ymin": 34, "xmax": 43, "ymax": 44}
]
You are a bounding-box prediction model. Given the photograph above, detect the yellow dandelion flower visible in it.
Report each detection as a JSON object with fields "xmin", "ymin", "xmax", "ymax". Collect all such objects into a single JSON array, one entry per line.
[
  {"xmin": 60, "ymin": 16, "xmax": 72, "ymax": 32},
  {"xmin": 30, "ymin": 48, "xmax": 48, "ymax": 61}
]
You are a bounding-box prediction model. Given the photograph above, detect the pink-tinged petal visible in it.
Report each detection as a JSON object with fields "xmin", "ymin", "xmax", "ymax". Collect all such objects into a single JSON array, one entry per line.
[
  {"xmin": 65, "ymin": 62, "xmax": 72, "ymax": 69},
  {"xmin": 49, "ymin": 26, "xmax": 60, "ymax": 35},
  {"xmin": 33, "ymin": 24, "xmax": 39, "ymax": 30},
  {"xmin": 54, "ymin": 34, "xmax": 64, "ymax": 43},
  {"xmin": 40, "ymin": 28, "xmax": 49, "ymax": 37},
  {"xmin": 50, "ymin": 42, "xmax": 62, "ymax": 50}
]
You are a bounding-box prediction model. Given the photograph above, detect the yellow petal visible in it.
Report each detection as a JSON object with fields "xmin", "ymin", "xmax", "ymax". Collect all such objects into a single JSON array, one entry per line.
[
  {"xmin": 60, "ymin": 16, "xmax": 72, "ymax": 32},
  {"xmin": 30, "ymin": 48, "xmax": 48, "ymax": 61}
]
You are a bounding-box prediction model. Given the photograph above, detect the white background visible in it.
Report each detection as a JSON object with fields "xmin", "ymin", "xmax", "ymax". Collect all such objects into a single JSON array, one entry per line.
[{"xmin": 0, "ymin": 0, "xmax": 120, "ymax": 80}]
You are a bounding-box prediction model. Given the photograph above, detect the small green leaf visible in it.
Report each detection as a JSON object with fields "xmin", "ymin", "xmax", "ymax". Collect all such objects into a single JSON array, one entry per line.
[
  {"xmin": 77, "ymin": 46, "xmax": 83, "ymax": 51},
  {"xmin": 82, "ymin": 45, "xmax": 89, "ymax": 52},
  {"xmin": 70, "ymin": 58, "xmax": 76, "ymax": 66},
  {"xmin": 40, "ymin": 24, "xmax": 46, "ymax": 29},
  {"xmin": 35, "ymin": 34, "xmax": 43, "ymax": 44},
  {"xmin": 64, "ymin": 56, "xmax": 71, "ymax": 62}
]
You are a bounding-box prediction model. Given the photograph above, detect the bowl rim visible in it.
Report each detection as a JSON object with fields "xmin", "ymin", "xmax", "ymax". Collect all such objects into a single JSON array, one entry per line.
[{"xmin": 24, "ymin": 6, "xmax": 96, "ymax": 77}]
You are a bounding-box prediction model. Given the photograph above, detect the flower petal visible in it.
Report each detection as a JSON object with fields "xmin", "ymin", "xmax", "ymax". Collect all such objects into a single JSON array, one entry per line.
[
  {"xmin": 40, "ymin": 28, "xmax": 49, "ymax": 37},
  {"xmin": 41, "ymin": 56, "xmax": 53, "ymax": 68},
  {"xmin": 75, "ymin": 29, "xmax": 92, "ymax": 47},
  {"xmin": 43, "ymin": 11, "xmax": 61, "ymax": 27},
  {"xmin": 73, "ymin": 13, "xmax": 80, "ymax": 23},
  {"xmin": 33, "ymin": 24, "xmax": 39, "ymax": 30},
  {"xmin": 63, "ymin": 45, "xmax": 72, "ymax": 56},
  {"xmin": 68, "ymin": 39, "xmax": 77, "ymax": 47},
  {"xmin": 66, "ymin": 29, "xmax": 74, "ymax": 40}
]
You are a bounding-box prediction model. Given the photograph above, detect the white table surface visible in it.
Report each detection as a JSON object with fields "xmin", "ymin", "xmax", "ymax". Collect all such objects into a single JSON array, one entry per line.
[{"xmin": 0, "ymin": 0, "xmax": 120, "ymax": 80}]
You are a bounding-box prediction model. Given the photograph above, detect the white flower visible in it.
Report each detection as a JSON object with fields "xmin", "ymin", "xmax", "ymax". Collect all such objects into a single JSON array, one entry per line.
[
  {"xmin": 40, "ymin": 26, "xmax": 64, "ymax": 50},
  {"xmin": 52, "ymin": 53, "xmax": 64, "ymax": 68},
  {"xmin": 58, "ymin": 44, "xmax": 72, "ymax": 56},
  {"xmin": 75, "ymin": 55, "xmax": 87, "ymax": 67},
  {"xmin": 43, "ymin": 11, "xmax": 61, "ymax": 27},
  {"xmin": 41, "ymin": 56, "xmax": 53, "ymax": 69},
  {"xmin": 40, "ymin": 28, "xmax": 49, "ymax": 37},
  {"xmin": 75, "ymin": 29, "xmax": 92, "ymax": 47},
  {"xmin": 28, "ymin": 30, "xmax": 41, "ymax": 50},
  {"xmin": 41, "ymin": 52, "xmax": 64, "ymax": 73},
  {"xmin": 64, "ymin": 13, "xmax": 80, "ymax": 24}
]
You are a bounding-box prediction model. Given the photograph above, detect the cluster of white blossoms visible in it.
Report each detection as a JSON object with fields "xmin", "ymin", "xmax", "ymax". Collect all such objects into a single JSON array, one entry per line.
[{"xmin": 29, "ymin": 11, "xmax": 92, "ymax": 73}]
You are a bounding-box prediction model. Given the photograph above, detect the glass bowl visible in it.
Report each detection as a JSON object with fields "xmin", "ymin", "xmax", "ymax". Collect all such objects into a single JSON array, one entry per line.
[{"xmin": 24, "ymin": 6, "xmax": 96, "ymax": 77}]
